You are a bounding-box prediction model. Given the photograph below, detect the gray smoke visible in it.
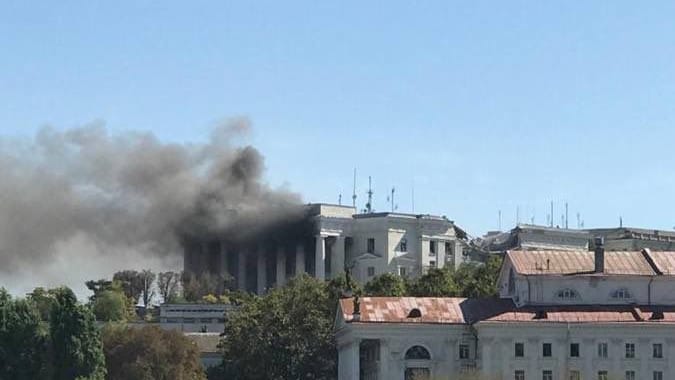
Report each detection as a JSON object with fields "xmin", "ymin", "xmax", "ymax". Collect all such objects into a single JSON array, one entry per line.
[{"xmin": 0, "ymin": 119, "xmax": 308, "ymax": 295}]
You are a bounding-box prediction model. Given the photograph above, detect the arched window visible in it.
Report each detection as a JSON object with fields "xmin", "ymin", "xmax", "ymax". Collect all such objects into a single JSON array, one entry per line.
[
  {"xmin": 611, "ymin": 288, "xmax": 632, "ymax": 300},
  {"xmin": 556, "ymin": 288, "xmax": 579, "ymax": 301},
  {"xmin": 405, "ymin": 345, "xmax": 431, "ymax": 360}
]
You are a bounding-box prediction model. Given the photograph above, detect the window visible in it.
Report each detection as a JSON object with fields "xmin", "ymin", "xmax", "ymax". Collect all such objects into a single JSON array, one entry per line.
[
  {"xmin": 612, "ymin": 288, "xmax": 632, "ymax": 299},
  {"xmin": 429, "ymin": 260, "xmax": 436, "ymax": 267},
  {"xmin": 625, "ymin": 371, "xmax": 635, "ymax": 380},
  {"xmin": 459, "ymin": 344, "xmax": 470, "ymax": 359},
  {"xmin": 570, "ymin": 343, "xmax": 580, "ymax": 358},
  {"xmin": 598, "ymin": 342, "xmax": 608, "ymax": 358},
  {"xmin": 543, "ymin": 343, "xmax": 552, "ymax": 357},
  {"xmin": 405, "ymin": 345, "xmax": 431, "ymax": 360},
  {"xmin": 429, "ymin": 240, "xmax": 437, "ymax": 255},
  {"xmin": 367, "ymin": 267, "xmax": 375, "ymax": 277},
  {"xmin": 598, "ymin": 371, "xmax": 608, "ymax": 380},
  {"xmin": 543, "ymin": 370, "xmax": 553, "ymax": 380},
  {"xmin": 515, "ymin": 342, "xmax": 525, "ymax": 357},
  {"xmin": 653, "ymin": 343, "xmax": 663, "ymax": 358},
  {"xmin": 625, "ymin": 343, "xmax": 635, "ymax": 359},
  {"xmin": 399, "ymin": 238, "xmax": 407, "ymax": 252},
  {"xmin": 654, "ymin": 371, "xmax": 663, "ymax": 380},
  {"xmin": 399, "ymin": 267, "xmax": 407, "ymax": 276},
  {"xmin": 508, "ymin": 268, "xmax": 516, "ymax": 294},
  {"xmin": 367, "ymin": 238, "xmax": 375, "ymax": 254},
  {"xmin": 515, "ymin": 370, "xmax": 525, "ymax": 380},
  {"xmin": 570, "ymin": 371, "xmax": 580, "ymax": 380},
  {"xmin": 557, "ymin": 288, "xmax": 579, "ymax": 300},
  {"xmin": 445, "ymin": 242, "xmax": 452, "ymax": 255}
]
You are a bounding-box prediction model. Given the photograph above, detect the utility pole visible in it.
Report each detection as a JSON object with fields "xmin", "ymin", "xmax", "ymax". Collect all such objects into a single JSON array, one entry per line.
[{"xmin": 352, "ymin": 168, "xmax": 357, "ymax": 208}]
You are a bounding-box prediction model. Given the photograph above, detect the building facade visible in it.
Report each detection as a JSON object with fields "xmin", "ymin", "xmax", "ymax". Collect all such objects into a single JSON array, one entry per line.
[
  {"xmin": 336, "ymin": 242, "xmax": 675, "ymax": 380},
  {"xmin": 184, "ymin": 203, "xmax": 472, "ymax": 294}
]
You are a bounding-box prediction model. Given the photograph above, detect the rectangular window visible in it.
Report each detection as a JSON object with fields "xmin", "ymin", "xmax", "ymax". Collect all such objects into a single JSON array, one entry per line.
[
  {"xmin": 653, "ymin": 343, "xmax": 663, "ymax": 358},
  {"xmin": 445, "ymin": 241, "xmax": 452, "ymax": 256},
  {"xmin": 399, "ymin": 267, "xmax": 407, "ymax": 276},
  {"xmin": 429, "ymin": 240, "xmax": 437, "ymax": 255},
  {"xmin": 543, "ymin": 343, "xmax": 552, "ymax": 357},
  {"xmin": 515, "ymin": 370, "xmax": 525, "ymax": 380},
  {"xmin": 543, "ymin": 370, "xmax": 552, "ymax": 380},
  {"xmin": 654, "ymin": 371, "xmax": 663, "ymax": 380},
  {"xmin": 367, "ymin": 238, "xmax": 375, "ymax": 254},
  {"xmin": 625, "ymin": 371, "xmax": 635, "ymax": 380},
  {"xmin": 570, "ymin": 371, "xmax": 580, "ymax": 380},
  {"xmin": 625, "ymin": 343, "xmax": 635, "ymax": 358},
  {"xmin": 429, "ymin": 260, "xmax": 436, "ymax": 267},
  {"xmin": 515, "ymin": 342, "xmax": 524, "ymax": 357},
  {"xmin": 367, "ymin": 267, "xmax": 375, "ymax": 277},
  {"xmin": 459, "ymin": 344, "xmax": 469, "ymax": 359},
  {"xmin": 598, "ymin": 342, "xmax": 608, "ymax": 358},
  {"xmin": 570, "ymin": 343, "xmax": 580, "ymax": 358},
  {"xmin": 598, "ymin": 371, "xmax": 608, "ymax": 380},
  {"xmin": 399, "ymin": 239, "xmax": 407, "ymax": 252}
]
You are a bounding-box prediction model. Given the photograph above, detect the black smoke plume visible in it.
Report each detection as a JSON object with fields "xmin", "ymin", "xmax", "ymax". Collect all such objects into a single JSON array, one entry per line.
[{"xmin": 0, "ymin": 119, "xmax": 313, "ymax": 294}]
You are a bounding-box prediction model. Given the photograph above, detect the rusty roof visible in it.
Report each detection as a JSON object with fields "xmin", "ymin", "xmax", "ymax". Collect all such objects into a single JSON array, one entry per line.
[
  {"xmin": 507, "ymin": 250, "xmax": 656, "ymax": 276},
  {"xmin": 338, "ymin": 297, "xmax": 675, "ymax": 325},
  {"xmin": 645, "ymin": 251, "xmax": 675, "ymax": 275},
  {"xmin": 339, "ymin": 297, "xmax": 468, "ymax": 324}
]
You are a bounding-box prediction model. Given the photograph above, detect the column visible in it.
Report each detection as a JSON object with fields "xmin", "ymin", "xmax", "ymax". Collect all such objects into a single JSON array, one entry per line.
[
  {"xmin": 378, "ymin": 339, "xmax": 390, "ymax": 380},
  {"xmin": 338, "ymin": 340, "xmax": 360, "ymax": 380},
  {"xmin": 315, "ymin": 235, "xmax": 326, "ymax": 280},
  {"xmin": 237, "ymin": 251, "xmax": 247, "ymax": 291},
  {"xmin": 437, "ymin": 240, "xmax": 446, "ymax": 269},
  {"xmin": 295, "ymin": 243, "xmax": 306, "ymax": 275},
  {"xmin": 256, "ymin": 249, "xmax": 267, "ymax": 295},
  {"xmin": 332, "ymin": 236, "xmax": 346, "ymax": 279},
  {"xmin": 276, "ymin": 246, "xmax": 286, "ymax": 287},
  {"xmin": 220, "ymin": 243, "xmax": 229, "ymax": 278}
]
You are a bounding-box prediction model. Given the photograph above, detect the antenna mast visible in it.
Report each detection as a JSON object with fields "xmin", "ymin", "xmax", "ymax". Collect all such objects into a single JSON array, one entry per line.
[
  {"xmin": 391, "ymin": 187, "xmax": 396, "ymax": 212},
  {"xmin": 352, "ymin": 168, "xmax": 357, "ymax": 208},
  {"xmin": 365, "ymin": 176, "xmax": 373, "ymax": 213},
  {"xmin": 550, "ymin": 201, "xmax": 554, "ymax": 227},
  {"xmin": 565, "ymin": 202, "xmax": 569, "ymax": 229}
]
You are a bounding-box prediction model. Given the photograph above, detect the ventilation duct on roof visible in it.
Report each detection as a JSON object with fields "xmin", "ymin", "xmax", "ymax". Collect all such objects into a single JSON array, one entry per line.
[{"xmin": 594, "ymin": 237, "xmax": 605, "ymax": 273}]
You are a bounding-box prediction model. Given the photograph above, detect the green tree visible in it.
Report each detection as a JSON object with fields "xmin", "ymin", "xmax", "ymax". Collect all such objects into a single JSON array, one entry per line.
[
  {"xmin": 454, "ymin": 255, "xmax": 502, "ymax": 298},
  {"xmin": 218, "ymin": 274, "xmax": 336, "ymax": 380},
  {"xmin": 364, "ymin": 272, "xmax": 408, "ymax": 296},
  {"xmin": 92, "ymin": 289, "xmax": 131, "ymax": 322},
  {"xmin": 85, "ymin": 279, "xmax": 114, "ymax": 302},
  {"xmin": 50, "ymin": 287, "xmax": 106, "ymax": 380},
  {"xmin": 0, "ymin": 293, "xmax": 48, "ymax": 380},
  {"xmin": 27, "ymin": 287, "xmax": 58, "ymax": 321},
  {"xmin": 181, "ymin": 271, "xmax": 231, "ymax": 302},
  {"xmin": 409, "ymin": 268, "xmax": 458, "ymax": 297},
  {"xmin": 101, "ymin": 324, "xmax": 205, "ymax": 380}
]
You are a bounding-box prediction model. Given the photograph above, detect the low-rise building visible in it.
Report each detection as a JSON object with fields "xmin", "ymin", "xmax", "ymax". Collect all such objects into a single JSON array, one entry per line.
[
  {"xmin": 159, "ymin": 303, "xmax": 234, "ymax": 333},
  {"xmin": 335, "ymin": 240, "xmax": 675, "ymax": 380}
]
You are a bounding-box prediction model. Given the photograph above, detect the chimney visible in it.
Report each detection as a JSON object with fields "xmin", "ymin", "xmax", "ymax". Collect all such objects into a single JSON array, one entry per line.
[{"xmin": 594, "ymin": 236, "xmax": 605, "ymax": 273}]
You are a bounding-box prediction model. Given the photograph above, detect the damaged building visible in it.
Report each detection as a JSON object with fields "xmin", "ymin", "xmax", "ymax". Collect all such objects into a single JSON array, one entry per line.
[{"xmin": 183, "ymin": 203, "xmax": 474, "ymax": 293}]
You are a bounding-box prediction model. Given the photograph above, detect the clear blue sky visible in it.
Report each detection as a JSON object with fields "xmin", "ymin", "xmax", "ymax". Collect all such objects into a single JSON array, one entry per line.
[{"xmin": 2, "ymin": 1, "xmax": 674, "ymax": 236}]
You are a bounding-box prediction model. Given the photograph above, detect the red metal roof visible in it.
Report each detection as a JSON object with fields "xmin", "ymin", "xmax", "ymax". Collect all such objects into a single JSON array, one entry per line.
[
  {"xmin": 507, "ymin": 250, "xmax": 656, "ymax": 276},
  {"xmin": 339, "ymin": 297, "xmax": 467, "ymax": 324},
  {"xmin": 339, "ymin": 297, "xmax": 675, "ymax": 325}
]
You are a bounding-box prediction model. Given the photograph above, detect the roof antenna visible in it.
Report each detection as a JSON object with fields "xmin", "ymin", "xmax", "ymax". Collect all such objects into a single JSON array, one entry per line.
[
  {"xmin": 390, "ymin": 187, "xmax": 397, "ymax": 212},
  {"xmin": 351, "ymin": 168, "xmax": 357, "ymax": 208},
  {"xmin": 338, "ymin": 193, "xmax": 342, "ymax": 206},
  {"xmin": 498, "ymin": 210, "xmax": 502, "ymax": 231},
  {"xmin": 411, "ymin": 181, "xmax": 415, "ymax": 213},
  {"xmin": 620, "ymin": 216, "xmax": 623, "ymax": 228},
  {"xmin": 565, "ymin": 202, "xmax": 569, "ymax": 229},
  {"xmin": 550, "ymin": 201, "xmax": 554, "ymax": 227},
  {"xmin": 365, "ymin": 176, "xmax": 373, "ymax": 213}
]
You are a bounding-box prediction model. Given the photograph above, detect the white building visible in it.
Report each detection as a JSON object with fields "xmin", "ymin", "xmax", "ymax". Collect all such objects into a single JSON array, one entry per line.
[
  {"xmin": 336, "ymin": 240, "xmax": 675, "ymax": 380},
  {"xmin": 184, "ymin": 203, "xmax": 473, "ymax": 294}
]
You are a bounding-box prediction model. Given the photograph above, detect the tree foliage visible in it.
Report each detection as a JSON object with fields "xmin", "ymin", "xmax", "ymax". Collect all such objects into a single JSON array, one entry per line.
[
  {"xmin": 157, "ymin": 271, "xmax": 181, "ymax": 303},
  {"xmin": 0, "ymin": 291, "xmax": 48, "ymax": 380},
  {"xmin": 50, "ymin": 287, "xmax": 106, "ymax": 380},
  {"xmin": 181, "ymin": 271, "xmax": 231, "ymax": 302},
  {"xmin": 217, "ymin": 274, "xmax": 336, "ymax": 380},
  {"xmin": 113, "ymin": 270, "xmax": 145, "ymax": 304},
  {"xmin": 92, "ymin": 288, "xmax": 132, "ymax": 322},
  {"xmin": 364, "ymin": 272, "xmax": 408, "ymax": 296},
  {"xmin": 101, "ymin": 324, "xmax": 205, "ymax": 380},
  {"xmin": 409, "ymin": 267, "xmax": 458, "ymax": 297}
]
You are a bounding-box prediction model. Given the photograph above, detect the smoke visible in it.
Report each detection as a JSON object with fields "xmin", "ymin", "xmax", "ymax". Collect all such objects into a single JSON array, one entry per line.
[{"xmin": 0, "ymin": 119, "xmax": 310, "ymax": 296}]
